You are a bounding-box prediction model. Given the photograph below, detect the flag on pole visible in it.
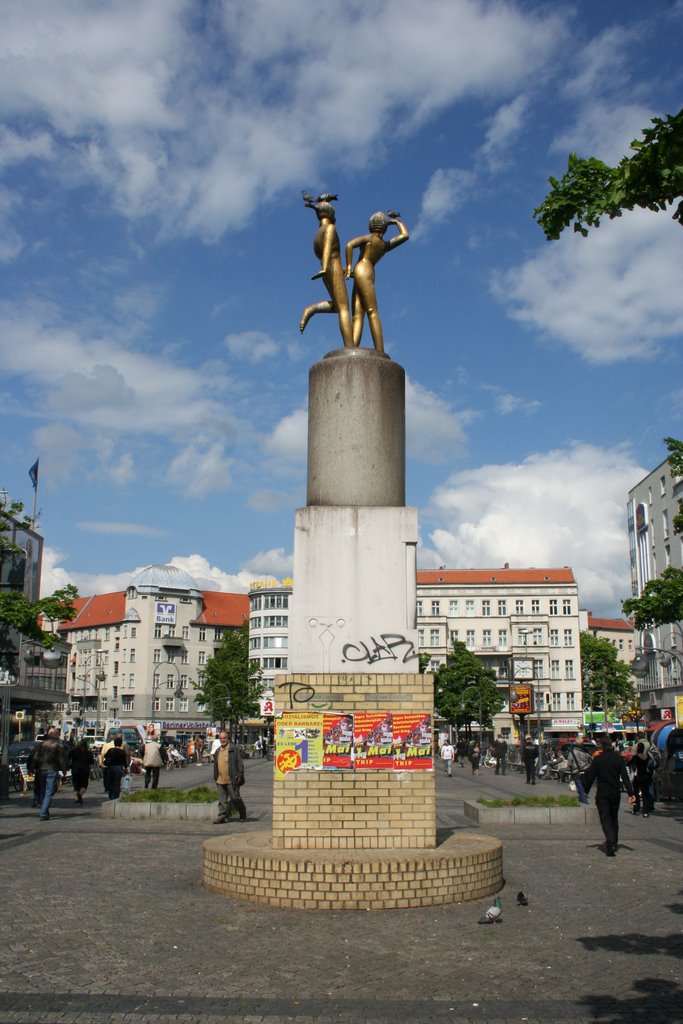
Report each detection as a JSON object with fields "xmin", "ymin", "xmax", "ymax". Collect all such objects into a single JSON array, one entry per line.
[{"xmin": 29, "ymin": 459, "xmax": 39, "ymax": 490}]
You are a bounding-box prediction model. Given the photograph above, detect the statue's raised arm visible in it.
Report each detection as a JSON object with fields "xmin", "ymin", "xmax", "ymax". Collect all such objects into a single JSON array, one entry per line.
[
  {"xmin": 344, "ymin": 211, "xmax": 409, "ymax": 352},
  {"xmin": 299, "ymin": 192, "xmax": 353, "ymax": 348}
]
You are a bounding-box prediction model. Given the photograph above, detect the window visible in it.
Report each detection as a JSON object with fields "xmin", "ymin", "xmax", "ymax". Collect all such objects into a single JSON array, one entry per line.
[
  {"xmin": 532, "ymin": 628, "xmax": 543, "ymax": 646},
  {"xmin": 550, "ymin": 660, "xmax": 560, "ymax": 680},
  {"xmin": 263, "ymin": 594, "xmax": 289, "ymax": 609},
  {"xmin": 180, "ymin": 675, "xmax": 188, "ymax": 688},
  {"xmin": 105, "ymin": 628, "xmax": 110, "ymax": 641},
  {"xmin": 113, "ymin": 661, "xmax": 119, "ymax": 676},
  {"xmin": 498, "ymin": 600, "xmax": 507, "ymax": 616},
  {"xmin": 660, "ymin": 474, "xmax": 666, "ymax": 496},
  {"xmin": 566, "ymin": 692, "xmax": 575, "ymax": 710},
  {"xmin": 168, "ymin": 649, "xmax": 176, "ymax": 663},
  {"xmin": 182, "ymin": 625, "xmax": 189, "ymax": 639},
  {"xmin": 549, "ymin": 599, "xmax": 558, "ymax": 616},
  {"xmin": 250, "ymin": 616, "xmax": 262, "ymax": 629},
  {"xmin": 482, "ymin": 629, "xmax": 492, "ymax": 647},
  {"xmin": 128, "ymin": 673, "xmax": 134, "ymax": 688},
  {"xmin": 123, "ymin": 626, "xmax": 128, "ymax": 639},
  {"xmin": 533, "ymin": 659, "xmax": 543, "ymax": 679},
  {"xmin": 562, "ymin": 599, "xmax": 572, "ymax": 615},
  {"xmin": 263, "ymin": 657, "xmax": 288, "ymax": 669},
  {"xmin": 498, "ymin": 629, "xmax": 508, "ymax": 649},
  {"xmin": 198, "ymin": 651, "xmax": 206, "ymax": 665},
  {"xmin": 214, "ymin": 628, "xmax": 223, "ymax": 641},
  {"xmin": 122, "ymin": 695, "xmax": 135, "ymax": 711},
  {"xmin": 430, "ymin": 629, "xmax": 439, "ymax": 646},
  {"xmin": 165, "ymin": 697, "xmax": 175, "ymax": 712},
  {"xmin": 250, "ymin": 595, "xmax": 262, "ymax": 611},
  {"xmin": 154, "ymin": 624, "xmax": 162, "ymax": 639},
  {"xmin": 552, "ymin": 693, "xmax": 561, "ymax": 711},
  {"xmin": 515, "ymin": 599, "xmax": 524, "ymax": 615},
  {"xmin": 431, "ymin": 600, "xmax": 440, "ymax": 616},
  {"xmin": 549, "ymin": 629, "xmax": 559, "ymax": 647},
  {"xmin": 153, "ymin": 697, "xmax": 160, "ymax": 712},
  {"xmin": 465, "ymin": 600, "xmax": 475, "ymax": 617},
  {"xmin": 198, "ymin": 627, "xmax": 206, "ymax": 641},
  {"xmin": 416, "ymin": 600, "xmax": 423, "ymax": 616},
  {"xmin": 264, "ymin": 615, "xmax": 288, "ymax": 627},
  {"xmin": 449, "ymin": 629, "xmax": 459, "ymax": 642},
  {"xmin": 129, "ymin": 649, "xmax": 136, "ymax": 663},
  {"xmin": 531, "ymin": 599, "xmax": 540, "ymax": 614},
  {"xmin": 449, "ymin": 600, "xmax": 459, "ymax": 615},
  {"xmin": 263, "ymin": 636, "xmax": 288, "ymax": 649},
  {"xmin": 250, "ymin": 637, "xmax": 261, "ymax": 649},
  {"xmin": 153, "ymin": 649, "xmax": 161, "ymax": 663},
  {"xmin": 482, "ymin": 600, "xmax": 491, "ymax": 617},
  {"xmin": 112, "ymin": 685, "xmax": 118, "ymax": 699},
  {"xmin": 130, "ymin": 627, "xmax": 136, "ymax": 638},
  {"xmin": 565, "ymin": 659, "xmax": 575, "ymax": 679},
  {"xmin": 563, "ymin": 629, "xmax": 573, "ymax": 647},
  {"xmin": 466, "ymin": 629, "xmax": 475, "ymax": 648},
  {"xmin": 181, "ymin": 650, "xmax": 189, "ymax": 664},
  {"xmin": 166, "ymin": 674, "xmax": 175, "ymax": 689},
  {"xmin": 101, "ymin": 698, "xmax": 108, "ymax": 712},
  {"xmin": 179, "ymin": 698, "xmax": 189, "ymax": 712},
  {"xmin": 417, "ymin": 629, "xmax": 425, "ymax": 646},
  {"xmin": 167, "ymin": 625, "xmax": 176, "ymax": 637},
  {"xmin": 114, "ymin": 639, "xmax": 120, "ymax": 652}
]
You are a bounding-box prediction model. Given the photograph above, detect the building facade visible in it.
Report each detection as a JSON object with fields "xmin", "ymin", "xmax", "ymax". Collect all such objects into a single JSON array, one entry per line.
[
  {"xmin": 416, "ymin": 567, "xmax": 584, "ymax": 741},
  {"xmin": 627, "ymin": 458, "xmax": 683, "ymax": 723},
  {"xmin": 57, "ymin": 564, "xmax": 248, "ymax": 738}
]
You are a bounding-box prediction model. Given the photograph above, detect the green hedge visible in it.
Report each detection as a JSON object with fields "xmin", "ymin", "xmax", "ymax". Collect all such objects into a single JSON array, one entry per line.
[
  {"xmin": 477, "ymin": 794, "xmax": 580, "ymax": 808},
  {"xmin": 120, "ymin": 786, "xmax": 215, "ymax": 804}
]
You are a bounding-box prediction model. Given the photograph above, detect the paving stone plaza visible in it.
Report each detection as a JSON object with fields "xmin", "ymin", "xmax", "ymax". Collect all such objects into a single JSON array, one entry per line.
[{"xmin": 1, "ymin": 757, "xmax": 681, "ymax": 1024}]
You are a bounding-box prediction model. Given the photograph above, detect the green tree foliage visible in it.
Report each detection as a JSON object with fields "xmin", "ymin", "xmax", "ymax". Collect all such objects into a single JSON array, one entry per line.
[
  {"xmin": 193, "ymin": 622, "xmax": 263, "ymax": 730},
  {"xmin": 0, "ymin": 499, "xmax": 78, "ymax": 650},
  {"xmin": 622, "ymin": 566, "xmax": 683, "ymax": 630},
  {"xmin": 534, "ymin": 109, "xmax": 683, "ymax": 239},
  {"xmin": 434, "ymin": 640, "xmax": 503, "ymax": 733},
  {"xmin": 665, "ymin": 436, "xmax": 683, "ymax": 535},
  {"xmin": 580, "ymin": 631, "xmax": 636, "ymax": 716}
]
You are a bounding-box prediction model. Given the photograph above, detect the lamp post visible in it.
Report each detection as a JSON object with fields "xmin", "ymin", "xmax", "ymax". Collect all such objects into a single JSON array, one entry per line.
[
  {"xmin": 0, "ymin": 668, "xmax": 19, "ymax": 801},
  {"xmin": 76, "ymin": 647, "xmax": 105, "ymax": 738},
  {"xmin": 519, "ymin": 627, "xmax": 543, "ymax": 773}
]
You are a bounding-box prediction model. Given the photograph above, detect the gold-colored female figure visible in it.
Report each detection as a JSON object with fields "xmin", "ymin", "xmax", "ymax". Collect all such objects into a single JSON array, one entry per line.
[
  {"xmin": 299, "ymin": 193, "xmax": 353, "ymax": 348},
  {"xmin": 344, "ymin": 211, "xmax": 409, "ymax": 352}
]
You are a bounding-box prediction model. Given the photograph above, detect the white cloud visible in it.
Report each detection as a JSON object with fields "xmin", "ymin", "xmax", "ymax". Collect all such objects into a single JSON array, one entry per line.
[
  {"xmin": 225, "ymin": 330, "xmax": 279, "ymax": 364},
  {"xmin": 551, "ymin": 101, "xmax": 655, "ymax": 166},
  {"xmin": 406, "ymin": 378, "xmax": 468, "ymax": 463},
  {"xmin": 0, "ymin": 186, "xmax": 23, "ymax": 261},
  {"xmin": 263, "ymin": 408, "xmax": 308, "ymax": 461},
  {"xmin": 0, "ymin": 126, "xmax": 54, "ymax": 168},
  {"xmin": 421, "ymin": 443, "xmax": 644, "ymax": 614},
  {"xmin": 412, "ymin": 168, "xmax": 475, "ymax": 241},
  {"xmin": 167, "ymin": 441, "xmax": 233, "ymax": 497},
  {"xmin": 0, "ymin": 0, "xmax": 566, "ymax": 239},
  {"xmin": 239, "ymin": 547, "xmax": 293, "ymax": 579},
  {"xmin": 169, "ymin": 555, "xmax": 252, "ymax": 594},
  {"xmin": 247, "ymin": 490, "xmax": 297, "ymax": 512},
  {"xmin": 480, "ymin": 95, "xmax": 529, "ymax": 170},
  {"xmin": 488, "ymin": 389, "xmax": 541, "ymax": 416},
  {"xmin": 563, "ymin": 26, "xmax": 637, "ymax": 102},
  {"xmin": 493, "ymin": 210, "xmax": 683, "ymax": 363}
]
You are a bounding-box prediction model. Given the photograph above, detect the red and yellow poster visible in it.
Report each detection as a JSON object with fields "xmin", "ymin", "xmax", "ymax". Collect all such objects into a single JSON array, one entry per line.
[
  {"xmin": 275, "ymin": 711, "xmax": 324, "ymax": 778},
  {"xmin": 322, "ymin": 712, "xmax": 354, "ymax": 769},
  {"xmin": 392, "ymin": 712, "xmax": 433, "ymax": 770},
  {"xmin": 510, "ymin": 685, "xmax": 532, "ymax": 715},
  {"xmin": 353, "ymin": 711, "xmax": 393, "ymax": 769}
]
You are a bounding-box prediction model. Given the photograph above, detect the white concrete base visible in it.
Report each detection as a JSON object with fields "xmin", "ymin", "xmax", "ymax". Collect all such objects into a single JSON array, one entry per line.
[{"xmin": 289, "ymin": 505, "xmax": 418, "ymax": 673}]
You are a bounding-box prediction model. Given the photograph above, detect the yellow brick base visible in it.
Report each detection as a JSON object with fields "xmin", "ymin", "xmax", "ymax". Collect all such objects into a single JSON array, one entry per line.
[{"xmin": 202, "ymin": 829, "xmax": 503, "ymax": 910}]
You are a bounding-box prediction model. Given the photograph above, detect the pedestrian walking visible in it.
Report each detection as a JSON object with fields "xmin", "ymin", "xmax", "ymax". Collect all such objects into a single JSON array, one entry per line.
[
  {"xmin": 195, "ymin": 735, "xmax": 204, "ymax": 764},
  {"xmin": 523, "ymin": 738, "xmax": 538, "ymax": 784},
  {"xmin": 440, "ymin": 740, "xmax": 455, "ymax": 776},
  {"xmin": 630, "ymin": 741, "xmax": 655, "ymax": 817},
  {"xmin": 493, "ymin": 735, "xmax": 508, "ymax": 775},
  {"xmin": 69, "ymin": 738, "xmax": 94, "ymax": 804},
  {"xmin": 213, "ymin": 731, "xmax": 247, "ymax": 824},
  {"xmin": 142, "ymin": 735, "xmax": 165, "ymax": 789},
  {"xmin": 456, "ymin": 737, "xmax": 468, "ymax": 767},
  {"xmin": 35, "ymin": 727, "xmax": 67, "ymax": 820},
  {"xmin": 581, "ymin": 734, "xmax": 635, "ymax": 856},
  {"xmin": 469, "ymin": 743, "xmax": 481, "ymax": 775},
  {"xmin": 103, "ymin": 735, "xmax": 130, "ymax": 800}
]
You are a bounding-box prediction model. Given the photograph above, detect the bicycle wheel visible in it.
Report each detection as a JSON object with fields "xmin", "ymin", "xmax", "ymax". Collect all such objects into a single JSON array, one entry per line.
[{"xmin": 11, "ymin": 767, "xmax": 22, "ymax": 792}]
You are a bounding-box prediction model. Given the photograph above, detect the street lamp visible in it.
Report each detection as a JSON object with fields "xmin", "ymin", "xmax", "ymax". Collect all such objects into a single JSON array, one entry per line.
[
  {"xmin": 519, "ymin": 627, "xmax": 543, "ymax": 773},
  {"xmin": 75, "ymin": 646, "xmax": 106, "ymax": 738}
]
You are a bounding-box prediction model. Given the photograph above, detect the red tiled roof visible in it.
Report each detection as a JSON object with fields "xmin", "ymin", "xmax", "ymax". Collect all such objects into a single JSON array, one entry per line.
[
  {"xmin": 59, "ymin": 592, "xmax": 127, "ymax": 632},
  {"xmin": 417, "ymin": 568, "xmax": 576, "ymax": 585},
  {"xmin": 193, "ymin": 592, "xmax": 249, "ymax": 626},
  {"xmin": 587, "ymin": 614, "xmax": 633, "ymax": 633}
]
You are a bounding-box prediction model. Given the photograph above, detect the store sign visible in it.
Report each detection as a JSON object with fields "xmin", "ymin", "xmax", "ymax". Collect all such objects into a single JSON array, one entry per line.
[
  {"xmin": 155, "ymin": 601, "xmax": 176, "ymax": 625},
  {"xmin": 551, "ymin": 718, "xmax": 580, "ymax": 728},
  {"xmin": 259, "ymin": 695, "xmax": 275, "ymax": 717}
]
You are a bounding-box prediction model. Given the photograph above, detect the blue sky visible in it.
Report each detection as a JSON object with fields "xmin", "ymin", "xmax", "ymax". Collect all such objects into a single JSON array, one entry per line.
[{"xmin": 1, "ymin": 0, "xmax": 682, "ymax": 615}]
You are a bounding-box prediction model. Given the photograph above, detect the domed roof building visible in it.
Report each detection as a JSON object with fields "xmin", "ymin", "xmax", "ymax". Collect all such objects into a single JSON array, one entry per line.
[{"xmin": 128, "ymin": 563, "xmax": 203, "ymax": 599}]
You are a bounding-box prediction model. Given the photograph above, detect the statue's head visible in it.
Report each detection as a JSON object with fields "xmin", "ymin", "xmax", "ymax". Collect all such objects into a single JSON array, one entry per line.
[
  {"xmin": 316, "ymin": 201, "xmax": 336, "ymax": 222},
  {"xmin": 369, "ymin": 211, "xmax": 388, "ymax": 233}
]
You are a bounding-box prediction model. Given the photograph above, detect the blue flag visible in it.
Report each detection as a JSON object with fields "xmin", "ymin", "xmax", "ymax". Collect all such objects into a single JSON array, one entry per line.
[{"xmin": 29, "ymin": 459, "xmax": 39, "ymax": 490}]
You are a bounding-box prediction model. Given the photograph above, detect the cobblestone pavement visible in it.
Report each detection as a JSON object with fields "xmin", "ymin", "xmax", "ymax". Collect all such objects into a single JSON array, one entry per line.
[{"xmin": 1, "ymin": 756, "xmax": 681, "ymax": 1024}]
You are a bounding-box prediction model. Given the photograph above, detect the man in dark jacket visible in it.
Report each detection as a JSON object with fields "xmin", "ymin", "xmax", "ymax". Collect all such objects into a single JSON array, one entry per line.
[
  {"xmin": 213, "ymin": 731, "xmax": 247, "ymax": 823},
  {"xmin": 35, "ymin": 728, "xmax": 67, "ymax": 820},
  {"xmin": 493, "ymin": 735, "xmax": 508, "ymax": 775},
  {"xmin": 581, "ymin": 735, "xmax": 636, "ymax": 856}
]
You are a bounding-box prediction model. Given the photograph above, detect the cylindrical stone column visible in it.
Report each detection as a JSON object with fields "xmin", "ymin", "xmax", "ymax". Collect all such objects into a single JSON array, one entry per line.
[{"xmin": 307, "ymin": 348, "xmax": 405, "ymax": 507}]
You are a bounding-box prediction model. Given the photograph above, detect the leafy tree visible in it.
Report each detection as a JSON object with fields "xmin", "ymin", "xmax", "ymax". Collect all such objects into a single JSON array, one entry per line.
[
  {"xmin": 534, "ymin": 108, "xmax": 683, "ymax": 239},
  {"xmin": 434, "ymin": 641, "xmax": 503, "ymax": 734},
  {"xmin": 665, "ymin": 436, "xmax": 683, "ymax": 535},
  {"xmin": 622, "ymin": 566, "xmax": 683, "ymax": 630},
  {"xmin": 193, "ymin": 622, "xmax": 263, "ymax": 732},
  {"xmin": 0, "ymin": 498, "xmax": 78, "ymax": 653},
  {"xmin": 580, "ymin": 631, "xmax": 636, "ymax": 719}
]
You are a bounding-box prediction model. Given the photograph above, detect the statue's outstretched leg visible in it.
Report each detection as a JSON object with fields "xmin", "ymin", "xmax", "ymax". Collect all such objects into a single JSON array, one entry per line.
[{"xmin": 300, "ymin": 300, "xmax": 334, "ymax": 334}]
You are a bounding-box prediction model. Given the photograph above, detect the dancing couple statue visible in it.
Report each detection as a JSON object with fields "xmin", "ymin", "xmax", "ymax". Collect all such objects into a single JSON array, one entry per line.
[{"xmin": 299, "ymin": 192, "xmax": 409, "ymax": 354}]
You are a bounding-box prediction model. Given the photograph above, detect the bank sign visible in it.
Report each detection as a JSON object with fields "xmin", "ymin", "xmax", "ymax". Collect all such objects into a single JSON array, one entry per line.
[{"xmin": 155, "ymin": 601, "xmax": 177, "ymax": 625}]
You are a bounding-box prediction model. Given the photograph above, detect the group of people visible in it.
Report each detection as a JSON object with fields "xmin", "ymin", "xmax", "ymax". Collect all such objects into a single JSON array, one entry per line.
[{"xmin": 439, "ymin": 735, "xmax": 510, "ymax": 777}]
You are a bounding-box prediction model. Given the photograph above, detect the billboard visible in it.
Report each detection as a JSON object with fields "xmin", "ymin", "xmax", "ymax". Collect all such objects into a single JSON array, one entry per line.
[
  {"xmin": 509, "ymin": 684, "xmax": 532, "ymax": 715},
  {"xmin": 155, "ymin": 601, "xmax": 176, "ymax": 625}
]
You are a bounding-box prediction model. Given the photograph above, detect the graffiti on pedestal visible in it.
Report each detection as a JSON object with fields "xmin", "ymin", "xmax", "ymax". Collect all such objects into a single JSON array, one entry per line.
[{"xmin": 341, "ymin": 633, "xmax": 417, "ymax": 666}]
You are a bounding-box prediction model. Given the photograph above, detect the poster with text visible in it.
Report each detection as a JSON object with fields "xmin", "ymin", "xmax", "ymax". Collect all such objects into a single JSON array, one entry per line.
[
  {"xmin": 353, "ymin": 711, "xmax": 393, "ymax": 769},
  {"xmin": 322, "ymin": 712, "xmax": 354, "ymax": 769},
  {"xmin": 392, "ymin": 712, "xmax": 433, "ymax": 770},
  {"xmin": 509, "ymin": 685, "xmax": 532, "ymax": 715},
  {"xmin": 275, "ymin": 711, "xmax": 324, "ymax": 778}
]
